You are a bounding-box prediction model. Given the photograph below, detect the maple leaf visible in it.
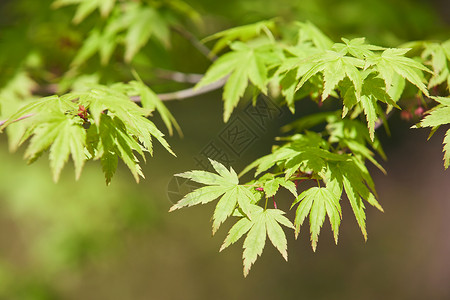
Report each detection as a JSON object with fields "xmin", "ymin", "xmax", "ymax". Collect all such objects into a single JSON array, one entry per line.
[
  {"xmin": 295, "ymin": 21, "xmax": 333, "ymax": 50},
  {"xmin": 339, "ymin": 73, "xmax": 399, "ymax": 141},
  {"xmin": 4, "ymin": 98, "xmax": 87, "ymax": 182},
  {"xmin": 365, "ymin": 48, "xmax": 431, "ymax": 96},
  {"xmin": 1, "ymin": 82, "xmax": 175, "ymax": 184},
  {"xmin": 0, "ymin": 71, "xmax": 38, "ymax": 151},
  {"xmin": 220, "ymin": 206, "xmax": 294, "ymax": 277},
  {"xmin": 291, "ymin": 186, "xmax": 341, "ymax": 251},
  {"xmin": 169, "ymin": 159, "xmax": 258, "ymax": 234},
  {"xmin": 418, "ymin": 96, "xmax": 450, "ymax": 169},
  {"xmin": 327, "ymin": 159, "xmax": 383, "ymax": 240},
  {"xmin": 80, "ymin": 85, "xmax": 174, "ymax": 157},
  {"xmin": 327, "ymin": 116, "xmax": 387, "ymax": 173},
  {"xmin": 241, "ymin": 130, "xmax": 383, "ymax": 248},
  {"xmin": 123, "ymin": 5, "xmax": 170, "ymax": 62},
  {"xmin": 202, "ymin": 19, "xmax": 276, "ymax": 55},
  {"xmin": 332, "ymin": 37, "xmax": 384, "ymax": 59},
  {"xmin": 275, "ymin": 47, "xmax": 366, "ymax": 117},
  {"xmin": 128, "ymin": 80, "xmax": 181, "ymax": 136},
  {"xmin": 240, "ymin": 132, "xmax": 350, "ymax": 180},
  {"xmin": 70, "ymin": 2, "xmax": 172, "ymax": 65},
  {"xmin": 262, "ymin": 175, "xmax": 298, "ymax": 198},
  {"xmin": 52, "ymin": 0, "xmax": 116, "ymax": 24},
  {"xmin": 196, "ymin": 42, "xmax": 278, "ymax": 121}
]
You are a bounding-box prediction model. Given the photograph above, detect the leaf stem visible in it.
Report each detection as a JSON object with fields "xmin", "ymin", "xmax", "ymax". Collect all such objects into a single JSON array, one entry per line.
[{"xmin": 172, "ymin": 26, "xmax": 218, "ymax": 61}]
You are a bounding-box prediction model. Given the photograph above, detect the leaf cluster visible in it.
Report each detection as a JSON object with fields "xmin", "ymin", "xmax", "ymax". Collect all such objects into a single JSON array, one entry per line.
[
  {"xmin": 170, "ymin": 159, "xmax": 294, "ymax": 276},
  {"xmin": 0, "ymin": 81, "xmax": 176, "ymax": 184},
  {"xmin": 417, "ymin": 96, "xmax": 450, "ymax": 169},
  {"xmin": 171, "ymin": 118, "xmax": 384, "ymax": 275}
]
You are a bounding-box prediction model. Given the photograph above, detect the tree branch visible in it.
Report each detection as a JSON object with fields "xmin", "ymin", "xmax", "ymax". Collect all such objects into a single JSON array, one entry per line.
[
  {"xmin": 153, "ymin": 69, "xmax": 204, "ymax": 84},
  {"xmin": 155, "ymin": 77, "xmax": 227, "ymax": 101}
]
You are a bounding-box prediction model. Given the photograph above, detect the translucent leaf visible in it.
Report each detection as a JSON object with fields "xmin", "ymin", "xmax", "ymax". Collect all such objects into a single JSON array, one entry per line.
[
  {"xmin": 220, "ymin": 217, "xmax": 253, "ymax": 251},
  {"xmin": 197, "ymin": 42, "xmax": 273, "ymax": 122},
  {"xmin": 202, "ymin": 20, "xmax": 276, "ymax": 55},
  {"xmin": 292, "ymin": 187, "xmax": 341, "ymax": 251},
  {"xmin": 243, "ymin": 211, "xmax": 266, "ymax": 277}
]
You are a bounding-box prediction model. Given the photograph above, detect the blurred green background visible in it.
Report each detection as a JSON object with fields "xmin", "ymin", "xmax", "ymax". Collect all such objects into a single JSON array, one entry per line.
[{"xmin": 0, "ymin": 0, "xmax": 449, "ymax": 299}]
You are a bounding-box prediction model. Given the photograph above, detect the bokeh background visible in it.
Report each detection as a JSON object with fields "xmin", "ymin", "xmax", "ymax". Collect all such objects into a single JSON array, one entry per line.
[{"xmin": 0, "ymin": 0, "xmax": 449, "ymax": 299}]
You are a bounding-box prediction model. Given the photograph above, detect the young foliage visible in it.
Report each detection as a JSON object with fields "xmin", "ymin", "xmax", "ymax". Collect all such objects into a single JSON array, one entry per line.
[
  {"xmin": 0, "ymin": 71, "xmax": 38, "ymax": 151},
  {"xmin": 52, "ymin": 0, "xmax": 116, "ymax": 24},
  {"xmin": 417, "ymin": 96, "xmax": 450, "ymax": 169},
  {"xmin": 196, "ymin": 41, "xmax": 280, "ymax": 122},
  {"xmin": 68, "ymin": 0, "xmax": 199, "ymax": 66},
  {"xmin": 170, "ymin": 159, "xmax": 255, "ymax": 234},
  {"xmin": 241, "ymin": 129, "xmax": 383, "ymax": 246},
  {"xmin": 171, "ymin": 120, "xmax": 385, "ymax": 274},
  {"xmin": 170, "ymin": 159, "xmax": 294, "ymax": 276},
  {"xmin": 292, "ymin": 186, "xmax": 341, "ymax": 251},
  {"xmin": 220, "ymin": 206, "xmax": 294, "ymax": 277},
  {"xmin": 274, "ymin": 27, "xmax": 431, "ymax": 141},
  {"xmin": 1, "ymin": 7, "xmax": 450, "ymax": 279},
  {"xmin": 202, "ymin": 19, "xmax": 277, "ymax": 55},
  {"xmin": 405, "ymin": 40, "xmax": 450, "ymax": 90},
  {"xmin": 0, "ymin": 82, "xmax": 175, "ymax": 184}
]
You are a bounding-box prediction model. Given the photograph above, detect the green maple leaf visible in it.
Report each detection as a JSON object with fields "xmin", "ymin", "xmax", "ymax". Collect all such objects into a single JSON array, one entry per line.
[
  {"xmin": 366, "ymin": 48, "xmax": 431, "ymax": 96},
  {"xmin": 327, "ymin": 159, "xmax": 383, "ymax": 240},
  {"xmin": 169, "ymin": 159, "xmax": 258, "ymax": 234},
  {"xmin": 418, "ymin": 96, "xmax": 450, "ymax": 169},
  {"xmin": 1, "ymin": 82, "xmax": 174, "ymax": 184},
  {"xmin": 196, "ymin": 42, "xmax": 275, "ymax": 121},
  {"xmin": 124, "ymin": 5, "xmax": 170, "ymax": 62},
  {"xmin": 95, "ymin": 114, "xmax": 146, "ymax": 184},
  {"xmin": 420, "ymin": 41, "xmax": 450, "ymax": 89},
  {"xmin": 239, "ymin": 132, "xmax": 349, "ymax": 179},
  {"xmin": 70, "ymin": 2, "xmax": 171, "ymax": 65},
  {"xmin": 327, "ymin": 116, "xmax": 386, "ymax": 173},
  {"xmin": 262, "ymin": 176, "xmax": 298, "ymax": 198},
  {"xmin": 340, "ymin": 73, "xmax": 399, "ymax": 141},
  {"xmin": 202, "ymin": 19, "xmax": 276, "ymax": 55},
  {"xmin": 278, "ymin": 48, "xmax": 364, "ymax": 105},
  {"xmin": 0, "ymin": 71, "xmax": 38, "ymax": 151},
  {"xmin": 332, "ymin": 37, "xmax": 384, "ymax": 59},
  {"xmin": 283, "ymin": 143, "xmax": 350, "ymax": 179},
  {"xmin": 80, "ymin": 85, "xmax": 174, "ymax": 157},
  {"xmin": 295, "ymin": 51, "xmax": 363, "ymax": 99},
  {"xmin": 52, "ymin": 0, "xmax": 116, "ymax": 24},
  {"xmin": 128, "ymin": 80, "xmax": 181, "ymax": 136},
  {"xmin": 291, "ymin": 186, "xmax": 341, "ymax": 251},
  {"xmin": 443, "ymin": 129, "xmax": 450, "ymax": 169},
  {"xmin": 295, "ymin": 21, "xmax": 333, "ymax": 50},
  {"xmin": 9, "ymin": 106, "xmax": 87, "ymax": 182},
  {"xmin": 220, "ymin": 206, "xmax": 294, "ymax": 277}
]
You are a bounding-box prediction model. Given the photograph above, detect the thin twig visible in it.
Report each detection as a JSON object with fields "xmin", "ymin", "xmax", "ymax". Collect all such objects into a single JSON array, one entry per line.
[
  {"xmin": 157, "ymin": 77, "xmax": 226, "ymax": 101},
  {"xmin": 374, "ymin": 110, "xmax": 394, "ymax": 131},
  {"xmin": 172, "ymin": 26, "xmax": 217, "ymax": 61},
  {"xmin": 154, "ymin": 69, "xmax": 204, "ymax": 84}
]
